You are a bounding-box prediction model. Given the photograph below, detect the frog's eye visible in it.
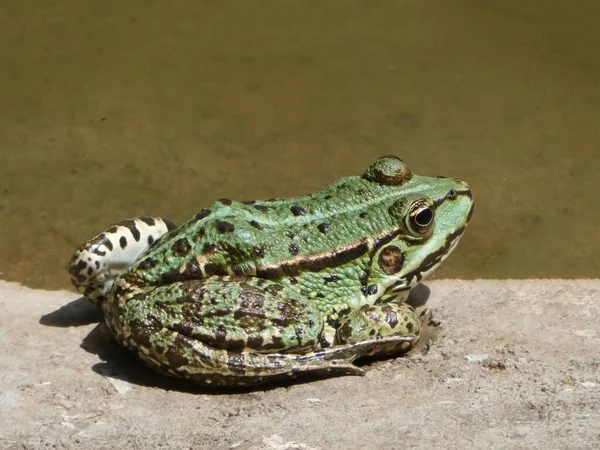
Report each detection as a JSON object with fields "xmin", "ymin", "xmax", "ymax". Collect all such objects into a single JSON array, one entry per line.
[{"xmin": 406, "ymin": 199, "xmax": 434, "ymax": 235}]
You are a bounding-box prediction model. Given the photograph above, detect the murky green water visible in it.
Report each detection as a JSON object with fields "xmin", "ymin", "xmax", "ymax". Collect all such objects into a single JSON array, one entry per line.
[{"xmin": 1, "ymin": 0, "xmax": 599, "ymax": 290}]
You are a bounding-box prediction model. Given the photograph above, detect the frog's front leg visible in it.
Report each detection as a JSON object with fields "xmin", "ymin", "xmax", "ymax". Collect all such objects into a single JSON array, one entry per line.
[
  {"xmin": 335, "ymin": 302, "xmax": 421, "ymax": 357},
  {"xmin": 106, "ymin": 276, "xmax": 365, "ymax": 387}
]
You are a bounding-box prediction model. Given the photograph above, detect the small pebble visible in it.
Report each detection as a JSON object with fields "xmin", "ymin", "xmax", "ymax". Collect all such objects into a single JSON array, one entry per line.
[{"xmin": 464, "ymin": 354, "xmax": 489, "ymax": 363}]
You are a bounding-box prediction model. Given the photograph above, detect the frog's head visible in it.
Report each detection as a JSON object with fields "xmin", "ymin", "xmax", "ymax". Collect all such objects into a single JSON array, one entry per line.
[{"xmin": 363, "ymin": 156, "xmax": 474, "ymax": 300}]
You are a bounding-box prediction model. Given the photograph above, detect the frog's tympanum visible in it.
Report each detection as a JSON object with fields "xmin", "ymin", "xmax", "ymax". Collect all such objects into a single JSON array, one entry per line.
[{"xmin": 69, "ymin": 156, "xmax": 474, "ymax": 386}]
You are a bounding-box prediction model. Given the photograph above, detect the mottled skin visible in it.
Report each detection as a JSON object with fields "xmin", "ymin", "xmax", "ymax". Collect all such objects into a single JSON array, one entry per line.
[{"xmin": 70, "ymin": 156, "xmax": 474, "ymax": 386}]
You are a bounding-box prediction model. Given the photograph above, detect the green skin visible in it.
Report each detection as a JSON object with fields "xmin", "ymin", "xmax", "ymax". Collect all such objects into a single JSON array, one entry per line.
[{"xmin": 75, "ymin": 156, "xmax": 474, "ymax": 387}]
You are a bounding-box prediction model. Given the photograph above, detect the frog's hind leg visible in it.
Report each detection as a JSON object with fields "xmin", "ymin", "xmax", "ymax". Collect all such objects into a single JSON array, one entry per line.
[
  {"xmin": 107, "ymin": 277, "xmax": 375, "ymax": 387},
  {"xmin": 69, "ymin": 217, "xmax": 176, "ymax": 306}
]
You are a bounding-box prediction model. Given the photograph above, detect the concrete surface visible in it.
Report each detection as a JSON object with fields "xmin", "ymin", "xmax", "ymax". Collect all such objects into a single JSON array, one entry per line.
[{"xmin": 1, "ymin": 279, "xmax": 599, "ymax": 449}]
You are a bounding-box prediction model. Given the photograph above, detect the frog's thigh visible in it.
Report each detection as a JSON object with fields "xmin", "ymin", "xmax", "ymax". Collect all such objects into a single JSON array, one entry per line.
[
  {"xmin": 121, "ymin": 276, "xmax": 324, "ymax": 354},
  {"xmin": 335, "ymin": 303, "xmax": 421, "ymax": 354},
  {"xmin": 116, "ymin": 277, "xmax": 339, "ymax": 385}
]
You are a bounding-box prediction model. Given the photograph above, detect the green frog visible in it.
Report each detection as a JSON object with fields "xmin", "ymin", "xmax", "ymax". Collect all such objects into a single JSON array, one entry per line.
[{"xmin": 69, "ymin": 156, "xmax": 474, "ymax": 387}]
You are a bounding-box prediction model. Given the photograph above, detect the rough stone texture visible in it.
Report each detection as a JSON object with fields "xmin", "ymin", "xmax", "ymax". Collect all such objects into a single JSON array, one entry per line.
[{"xmin": 1, "ymin": 280, "xmax": 599, "ymax": 449}]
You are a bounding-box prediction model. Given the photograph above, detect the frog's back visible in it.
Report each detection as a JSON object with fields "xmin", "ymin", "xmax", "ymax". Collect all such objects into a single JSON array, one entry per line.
[{"xmin": 122, "ymin": 175, "xmax": 403, "ymax": 288}]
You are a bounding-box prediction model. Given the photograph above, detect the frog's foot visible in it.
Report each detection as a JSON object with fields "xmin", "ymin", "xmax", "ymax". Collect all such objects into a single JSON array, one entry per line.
[
  {"xmin": 69, "ymin": 217, "xmax": 176, "ymax": 306},
  {"xmin": 335, "ymin": 302, "xmax": 421, "ymax": 357},
  {"xmin": 105, "ymin": 277, "xmax": 375, "ymax": 387}
]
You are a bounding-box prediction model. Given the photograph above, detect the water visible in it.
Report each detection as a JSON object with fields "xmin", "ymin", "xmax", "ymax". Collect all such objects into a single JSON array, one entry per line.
[{"xmin": 1, "ymin": 0, "xmax": 598, "ymax": 290}]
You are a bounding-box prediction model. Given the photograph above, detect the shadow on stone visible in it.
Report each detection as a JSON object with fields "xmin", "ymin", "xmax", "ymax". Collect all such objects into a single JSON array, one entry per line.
[{"xmin": 39, "ymin": 297, "xmax": 103, "ymax": 327}]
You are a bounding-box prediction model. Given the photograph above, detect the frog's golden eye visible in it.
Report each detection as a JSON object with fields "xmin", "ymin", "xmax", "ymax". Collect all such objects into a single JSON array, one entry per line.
[{"xmin": 406, "ymin": 199, "xmax": 434, "ymax": 235}]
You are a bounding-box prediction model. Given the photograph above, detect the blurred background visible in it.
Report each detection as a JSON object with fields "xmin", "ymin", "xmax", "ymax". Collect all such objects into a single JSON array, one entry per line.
[{"xmin": 0, "ymin": 0, "xmax": 598, "ymax": 290}]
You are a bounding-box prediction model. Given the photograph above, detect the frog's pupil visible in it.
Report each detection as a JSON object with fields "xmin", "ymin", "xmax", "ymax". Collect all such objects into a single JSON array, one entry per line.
[{"xmin": 415, "ymin": 208, "xmax": 433, "ymax": 226}]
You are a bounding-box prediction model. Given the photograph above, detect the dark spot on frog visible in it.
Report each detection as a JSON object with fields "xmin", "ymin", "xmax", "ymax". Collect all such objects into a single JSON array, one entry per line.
[
  {"xmin": 273, "ymin": 301, "xmax": 295, "ymax": 326},
  {"xmin": 112, "ymin": 284, "xmax": 128, "ymax": 302},
  {"xmin": 253, "ymin": 205, "xmax": 270, "ymax": 213},
  {"xmin": 288, "ymin": 277, "xmax": 298, "ymax": 284},
  {"xmin": 164, "ymin": 220, "xmax": 177, "ymax": 231},
  {"xmin": 191, "ymin": 228, "xmax": 206, "ymax": 242},
  {"xmin": 264, "ymin": 283, "xmax": 284, "ymax": 296},
  {"xmin": 261, "ymin": 336, "xmax": 285, "ymax": 350},
  {"xmin": 294, "ymin": 327, "xmax": 304, "ymax": 345},
  {"xmin": 323, "ymin": 194, "xmax": 333, "ymax": 200},
  {"xmin": 382, "ymin": 304, "xmax": 399, "ymax": 329},
  {"xmin": 336, "ymin": 322, "xmax": 353, "ymax": 342},
  {"xmin": 359, "ymin": 271, "xmax": 369, "ymax": 285},
  {"xmin": 319, "ymin": 337, "xmax": 331, "ymax": 348},
  {"xmin": 232, "ymin": 265, "xmax": 245, "ymax": 276},
  {"xmin": 194, "ymin": 208, "xmax": 211, "ymax": 221},
  {"xmin": 95, "ymin": 260, "xmax": 100, "ymax": 269},
  {"xmin": 239, "ymin": 288, "xmax": 265, "ymax": 309},
  {"xmin": 242, "ymin": 200, "xmax": 256, "ymax": 205},
  {"xmin": 247, "ymin": 335, "xmax": 264, "ymax": 348},
  {"xmin": 249, "ymin": 220, "xmax": 263, "ymax": 230},
  {"xmin": 171, "ymin": 321, "xmax": 197, "ymax": 337},
  {"xmin": 203, "ymin": 263, "xmax": 228, "ymax": 277},
  {"xmin": 203, "ymin": 307, "xmax": 233, "ymax": 319},
  {"xmin": 119, "ymin": 236, "xmax": 127, "ymax": 249},
  {"xmin": 326, "ymin": 316, "xmax": 339, "ymax": 329},
  {"xmin": 138, "ymin": 257, "xmax": 158, "ymax": 270},
  {"xmin": 182, "ymin": 258, "xmax": 201, "ymax": 277},
  {"xmin": 214, "ymin": 324, "xmax": 228, "ymax": 341},
  {"xmin": 140, "ymin": 217, "xmax": 156, "ymax": 226},
  {"xmin": 172, "ymin": 237, "xmax": 191, "ymax": 256},
  {"xmin": 323, "ymin": 275, "xmax": 341, "ymax": 284},
  {"xmin": 367, "ymin": 284, "xmax": 378, "ymax": 295},
  {"xmin": 116, "ymin": 219, "xmax": 141, "ymax": 241},
  {"xmin": 73, "ymin": 259, "xmax": 87, "ymax": 273},
  {"xmin": 100, "ymin": 235, "xmax": 113, "ymax": 250},
  {"xmin": 357, "ymin": 189, "xmax": 365, "ymax": 195},
  {"xmin": 290, "ymin": 205, "xmax": 307, "ymax": 216},
  {"xmin": 218, "ymin": 198, "xmax": 232, "ymax": 205},
  {"xmin": 406, "ymin": 321, "xmax": 414, "ymax": 332},
  {"xmin": 253, "ymin": 245, "xmax": 265, "ymax": 258},
  {"xmin": 215, "ymin": 221, "xmax": 235, "ymax": 233},
  {"xmin": 202, "ymin": 243, "xmax": 220, "ymax": 254},
  {"xmin": 283, "ymin": 230, "xmax": 294, "ymax": 239},
  {"xmin": 378, "ymin": 246, "xmax": 405, "ymax": 275},
  {"xmin": 317, "ymin": 223, "xmax": 329, "ymax": 234},
  {"xmin": 87, "ymin": 266, "xmax": 93, "ymax": 275},
  {"xmin": 106, "ymin": 226, "xmax": 118, "ymax": 234},
  {"xmin": 226, "ymin": 339, "xmax": 246, "ymax": 353},
  {"xmin": 315, "ymin": 292, "xmax": 324, "ymax": 298},
  {"xmin": 147, "ymin": 235, "xmax": 154, "ymax": 245},
  {"xmin": 289, "ymin": 243, "xmax": 300, "ymax": 256},
  {"xmin": 447, "ymin": 189, "xmax": 457, "ymax": 200},
  {"xmin": 359, "ymin": 212, "xmax": 368, "ymax": 219}
]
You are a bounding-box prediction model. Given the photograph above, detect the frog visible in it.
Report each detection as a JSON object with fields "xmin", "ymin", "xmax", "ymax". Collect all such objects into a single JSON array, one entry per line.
[{"xmin": 69, "ymin": 156, "xmax": 474, "ymax": 387}]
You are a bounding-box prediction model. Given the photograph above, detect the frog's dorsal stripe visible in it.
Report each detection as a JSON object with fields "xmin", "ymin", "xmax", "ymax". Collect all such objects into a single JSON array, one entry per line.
[
  {"xmin": 254, "ymin": 227, "xmax": 402, "ymax": 279},
  {"xmin": 69, "ymin": 217, "xmax": 177, "ymax": 305}
]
